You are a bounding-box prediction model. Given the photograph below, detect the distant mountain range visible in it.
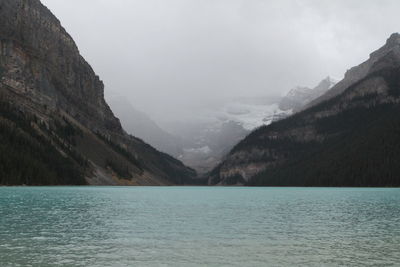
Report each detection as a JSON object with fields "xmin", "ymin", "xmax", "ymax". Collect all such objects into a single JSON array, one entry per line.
[
  {"xmin": 106, "ymin": 77, "xmax": 339, "ymax": 174},
  {"xmin": 157, "ymin": 78, "xmax": 335, "ymax": 173},
  {"xmin": 107, "ymin": 95, "xmax": 183, "ymax": 158},
  {"xmin": 2, "ymin": 0, "xmax": 398, "ymax": 187},
  {"xmin": 209, "ymin": 33, "xmax": 400, "ymax": 187},
  {"xmin": 279, "ymin": 77, "xmax": 337, "ymax": 112},
  {"xmin": 0, "ymin": 0, "xmax": 196, "ymax": 185}
]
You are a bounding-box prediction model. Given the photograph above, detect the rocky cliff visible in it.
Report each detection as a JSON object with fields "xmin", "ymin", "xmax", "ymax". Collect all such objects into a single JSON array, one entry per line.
[
  {"xmin": 306, "ymin": 33, "xmax": 400, "ymax": 109},
  {"xmin": 0, "ymin": 0, "xmax": 196, "ymax": 185},
  {"xmin": 209, "ymin": 33, "xmax": 400, "ymax": 186},
  {"xmin": 279, "ymin": 77, "xmax": 337, "ymax": 112}
]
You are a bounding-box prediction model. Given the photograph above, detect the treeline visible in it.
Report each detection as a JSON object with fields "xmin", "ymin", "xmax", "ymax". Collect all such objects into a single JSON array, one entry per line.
[
  {"xmin": 105, "ymin": 158, "xmax": 132, "ymax": 179},
  {"xmin": 247, "ymin": 102, "xmax": 400, "ymax": 187},
  {"xmin": 97, "ymin": 133, "xmax": 197, "ymax": 184},
  {"xmin": 0, "ymin": 102, "xmax": 87, "ymax": 185},
  {"xmin": 95, "ymin": 132, "xmax": 144, "ymax": 180}
]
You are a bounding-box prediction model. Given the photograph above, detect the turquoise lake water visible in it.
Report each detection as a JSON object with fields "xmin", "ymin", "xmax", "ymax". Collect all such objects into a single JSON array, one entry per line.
[{"xmin": 0, "ymin": 187, "xmax": 399, "ymax": 266}]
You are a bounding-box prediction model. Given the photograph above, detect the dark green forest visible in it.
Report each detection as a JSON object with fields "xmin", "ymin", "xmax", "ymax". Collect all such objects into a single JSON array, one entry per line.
[
  {"xmin": 223, "ymin": 69, "xmax": 400, "ymax": 187},
  {"xmin": 247, "ymin": 104, "xmax": 400, "ymax": 186},
  {"xmin": 96, "ymin": 132, "xmax": 144, "ymax": 178},
  {"xmin": 0, "ymin": 102, "xmax": 87, "ymax": 185}
]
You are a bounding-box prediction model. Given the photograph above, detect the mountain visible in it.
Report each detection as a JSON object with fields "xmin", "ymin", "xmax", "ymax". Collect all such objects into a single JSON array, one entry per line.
[
  {"xmin": 209, "ymin": 33, "xmax": 400, "ymax": 186},
  {"xmin": 161, "ymin": 96, "xmax": 283, "ymax": 174},
  {"xmin": 107, "ymin": 95, "xmax": 183, "ymax": 157},
  {"xmin": 161, "ymin": 82, "xmax": 329, "ymax": 174},
  {"xmin": 0, "ymin": 0, "xmax": 196, "ymax": 185},
  {"xmin": 306, "ymin": 34, "xmax": 400, "ymax": 109},
  {"xmin": 169, "ymin": 119, "xmax": 250, "ymax": 174},
  {"xmin": 279, "ymin": 77, "xmax": 337, "ymax": 112},
  {"xmin": 106, "ymin": 95, "xmax": 251, "ymax": 174}
]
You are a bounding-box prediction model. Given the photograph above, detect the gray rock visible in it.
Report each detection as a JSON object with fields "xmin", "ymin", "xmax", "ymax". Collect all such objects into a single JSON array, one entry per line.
[
  {"xmin": 279, "ymin": 77, "xmax": 337, "ymax": 112},
  {"xmin": 209, "ymin": 33, "xmax": 400, "ymax": 186},
  {"xmin": 0, "ymin": 0, "xmax": 196, "ymax": 185}
]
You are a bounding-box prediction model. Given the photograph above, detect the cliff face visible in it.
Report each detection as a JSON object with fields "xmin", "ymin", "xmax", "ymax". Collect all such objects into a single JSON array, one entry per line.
[
  {"xmin": 209, "ymin": 33, "xmax": 400, "ymax": 186},
  {"xmin": 0, "ymin": 0, "xmax": 120, "ymax": 132},
  {"xmin": 306, "ymin": 33, "xmax": 400, "ymax": 110},
  {"xmin": 279, "ymin": 77, "xmax": 337, "ymax": 112},
  {"xmin": 0, "ymin": 0, "xmax": 196, "ymax": 185}
]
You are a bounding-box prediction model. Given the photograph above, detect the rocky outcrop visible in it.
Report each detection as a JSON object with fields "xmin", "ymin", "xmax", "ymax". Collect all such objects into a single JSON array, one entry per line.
[
  {"xmin": 306, "ymin": 33, "xmax": 400, "ymax": 109},
  {"xmin": 279, "ymin": 77, "xmax": 337, "ymax": 112},
  {"xmin": 0, "ymin": 0, "xmax": 196, "ymax": 185},
  {"xmin": 209, "ymin": 33, "xmax": 400, "ymax": 187}
]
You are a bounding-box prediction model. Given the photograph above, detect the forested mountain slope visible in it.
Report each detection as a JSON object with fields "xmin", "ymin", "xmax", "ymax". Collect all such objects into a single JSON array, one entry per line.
[
  {"xmin": 209, "ymin": 33, "xmax": 400, "ymax": 187},
  {"xmin": 0, "ymin": 0, "xmax": 196, "ymax": 185}
]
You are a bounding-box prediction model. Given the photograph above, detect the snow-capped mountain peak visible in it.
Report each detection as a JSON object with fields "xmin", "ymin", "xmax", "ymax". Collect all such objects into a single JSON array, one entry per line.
[{"xmin": 279, "ymin": 77, "xmax": 338, "ymax": 111}]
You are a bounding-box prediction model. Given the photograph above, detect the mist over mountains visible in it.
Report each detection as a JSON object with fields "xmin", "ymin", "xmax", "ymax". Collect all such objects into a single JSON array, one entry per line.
[
  {"xmin": 279, "ymin": 77, "xmax": 337, "ymax": 112},
  {"xmin": 0, "ymin": 0, "xmax": 196, "ymax": 185},
  {"xmin": 108, "ymin": 77, "xmax": 339, "ymax": 173},
  {"xmin": 41, "ymin": 0, "xmax": 400, "ymax": 124},
  {"xmin": 107, "ymin": 94, "xmax": 183, "ymax": 158},
  {"xmin": 1, "ymin": 0, "xmax": 400, "ymax": 187},
  {"xmin": 210, "ymin": 33, "xmax": 400, "ymax": 186}
]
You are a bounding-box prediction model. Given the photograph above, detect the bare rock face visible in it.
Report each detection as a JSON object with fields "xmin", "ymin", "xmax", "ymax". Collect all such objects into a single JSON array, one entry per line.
[
  {"xmin": 0, "ymin": 0, "xmax": 197, "ymax": 185},
  {"xmin": 279, "ymin": 77, "xmax": 337, "ymax": 112},
  {"xmin": 209, "ymin": 33, "xmax": 400, "ymax": 186},
  {"xmin": 0, "ymin": 0, "xmax": 121, "ymax": 132},
  {"xmin": 306, "ymin": 33, "xmax": 400, "ymax": 109}
]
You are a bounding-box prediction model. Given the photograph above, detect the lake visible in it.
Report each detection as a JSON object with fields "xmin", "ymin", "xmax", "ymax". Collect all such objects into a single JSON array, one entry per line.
[{"xmin": 0, "ymin": 187, "xmax": 399, "ymax": 266}]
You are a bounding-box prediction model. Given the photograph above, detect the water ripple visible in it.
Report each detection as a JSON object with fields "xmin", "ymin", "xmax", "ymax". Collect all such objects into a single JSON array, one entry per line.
[{"xmin": 0, "ymin": 187, "xmax": 399, "ymax": 266}]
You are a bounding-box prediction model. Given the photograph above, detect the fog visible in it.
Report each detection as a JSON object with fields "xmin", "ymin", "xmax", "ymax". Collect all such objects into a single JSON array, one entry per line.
[{"xmin": 41, "ymin": 0, "xmax": 400, "ymax": 122}]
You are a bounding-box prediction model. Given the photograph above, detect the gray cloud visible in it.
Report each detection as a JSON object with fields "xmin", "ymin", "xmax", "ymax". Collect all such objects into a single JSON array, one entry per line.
[{"xmin": 41, "ymin": 0, "xmax": 400, "ymax": 121}]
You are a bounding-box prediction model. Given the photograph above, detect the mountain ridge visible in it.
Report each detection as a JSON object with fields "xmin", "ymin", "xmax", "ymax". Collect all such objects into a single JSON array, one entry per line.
[
  {"xmin": 0, "ymin": 0, "xmax": 196, "ymax": 185},
  {"xmin": 209, "ymin": 33, "xmax": 400, "ymax": 186},
  {"xmin": 279, "ymin": 76, "xmax": 337, "ymax": 112},
  {"xmin": 107, "ymin": 95, "xmax": 184, "ymax": 158},
  {"xmin": 306, "ymin": 33, "xmax": 400, "ymax": 110}
]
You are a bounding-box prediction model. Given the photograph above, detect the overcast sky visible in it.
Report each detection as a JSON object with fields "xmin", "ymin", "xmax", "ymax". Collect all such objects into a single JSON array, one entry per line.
[{"xmin": 41, "ymin": 0, "xmax": 399, "ymax": 121}]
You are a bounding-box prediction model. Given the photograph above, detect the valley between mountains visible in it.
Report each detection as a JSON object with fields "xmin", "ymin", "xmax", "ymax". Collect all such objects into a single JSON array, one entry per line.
[{"xmin": 1, "ymin": 0, "xmax": 400, "ymax": 187}]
